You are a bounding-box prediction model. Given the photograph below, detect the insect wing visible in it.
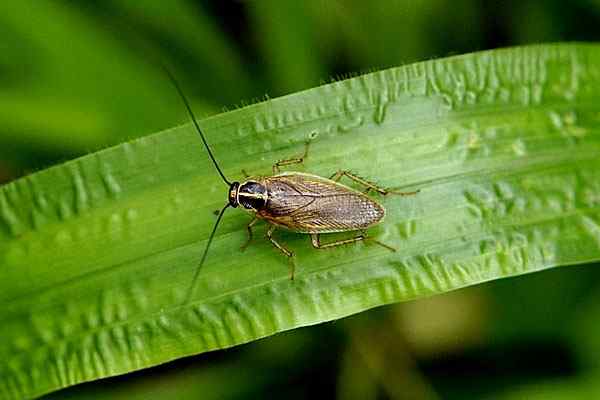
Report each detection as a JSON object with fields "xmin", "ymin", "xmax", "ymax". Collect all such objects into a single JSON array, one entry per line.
[{"xmin": 260, "ymin": 173, "xmax": 384, "ymax": 233}]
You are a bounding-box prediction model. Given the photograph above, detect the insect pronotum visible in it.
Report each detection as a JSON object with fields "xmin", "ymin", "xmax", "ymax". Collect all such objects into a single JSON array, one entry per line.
[{"xmin": 164, "ymin": 71, "xmax": 419, "ymax": 302}]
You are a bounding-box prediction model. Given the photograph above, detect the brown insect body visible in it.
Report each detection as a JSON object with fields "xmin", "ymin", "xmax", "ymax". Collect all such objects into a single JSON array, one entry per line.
[
  {"xmin": 231, "ymin": 172, "xmax": 384, "ymax": 233},
  {"xmin": 164, "ymin": 68, "xmax": 417, "ymax": 301}
]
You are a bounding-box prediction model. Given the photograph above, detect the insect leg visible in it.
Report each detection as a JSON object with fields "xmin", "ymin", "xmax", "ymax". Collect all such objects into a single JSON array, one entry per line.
[
  {"xmin": 311, "ymin": 232, "xmax": 397, "ymax": 252},
  {"xmin": 266, "ymin": 224, "xmax": 296, "ymax": 280},
  {"xmin": 329, "ymin": 170, "xmax": 419, "ymax": 196},
  {"xmin": 272, "ymin": 141, "xmax": 311, "ymax": 174},
  {"xmin": 241, "ymin": 169, "xmax": 251, "ymax": 178},
  {"xmin": 364, "ymin": 235, "xmax": 397, "ymax": 252},
  {"xmin": 310, "ymin": 233, "xmax": 366, "ymax": 249},
  {"xmin": 240, "ymin": 217, "xmax": 259, "ymax": 251}
]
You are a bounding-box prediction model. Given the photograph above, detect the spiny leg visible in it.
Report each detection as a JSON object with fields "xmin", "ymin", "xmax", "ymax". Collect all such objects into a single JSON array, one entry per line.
[
  {"xmin": 365, "ymin": 235, "xmax": 397, "ymax": 252},
  {"xmin": 266, "ymin": 224, "xmax": 296, "ymax": 280},
  {"xmin": 310, "ymin": 231, "xmax": 397, "ymax": 252},
  {"xmin": 329, "ymin": 170, "xmax": 419, "ymax": 196},
  {"xmin": 272, "ymin": 141, "xmax": 311, "ymax": 174},
  {"xmin": 240, "ymin": 217, "xmax": 259, "ymax": 251},
  {"xmin": 310, "ymin": 232, "xmax": 366, "ymax": 249}
]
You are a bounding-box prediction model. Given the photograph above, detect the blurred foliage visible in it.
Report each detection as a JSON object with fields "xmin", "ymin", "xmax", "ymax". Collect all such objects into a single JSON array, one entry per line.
[{"xmin": 1, "ymin": 0, "xmax": 600, "ymax": 399}]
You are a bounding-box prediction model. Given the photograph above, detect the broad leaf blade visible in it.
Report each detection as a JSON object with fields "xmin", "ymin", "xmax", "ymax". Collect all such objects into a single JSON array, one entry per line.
[{"xmin": 2, "ymin": 43, "xmax": 600, "ymax": 399}]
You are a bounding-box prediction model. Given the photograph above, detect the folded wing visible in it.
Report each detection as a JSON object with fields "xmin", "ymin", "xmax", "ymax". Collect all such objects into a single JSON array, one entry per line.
[{"xmin": 258, "ymin": 173, "xmax": 385, "ymax": 233}]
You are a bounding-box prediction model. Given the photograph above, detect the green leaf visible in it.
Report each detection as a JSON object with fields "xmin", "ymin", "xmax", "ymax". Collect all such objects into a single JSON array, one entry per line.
[{"xmin": 2, "ymin": 43, "xmax": 600, "ymax": 399}]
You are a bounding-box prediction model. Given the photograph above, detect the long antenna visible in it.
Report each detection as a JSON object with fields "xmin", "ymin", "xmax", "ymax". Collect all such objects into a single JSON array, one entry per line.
[
  {"xmin": 163, "ymin": 67, "xmax": 231, "ymax": 186},
  {"xmin": 185, "ymin": 203, "xmax": 230, "ymax": 303},
  {"xmin": 162, "ymin": 67, "xmax": 233, "ymax": 303}
]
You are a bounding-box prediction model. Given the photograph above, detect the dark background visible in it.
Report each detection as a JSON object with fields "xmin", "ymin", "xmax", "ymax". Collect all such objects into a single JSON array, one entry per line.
[{"xmin": 2, "ymin": 1, "xmax": 599, "ymax": 399}]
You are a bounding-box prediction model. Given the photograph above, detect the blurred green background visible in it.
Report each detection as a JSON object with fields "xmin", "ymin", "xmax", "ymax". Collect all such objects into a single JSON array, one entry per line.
[{"xmin": 2, "ymin": 0, "xmax": 600, "ymax": 399}]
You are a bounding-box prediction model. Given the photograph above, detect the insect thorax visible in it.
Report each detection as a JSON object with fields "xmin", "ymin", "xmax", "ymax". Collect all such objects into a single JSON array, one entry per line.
[{"xmin": 235, "ymin": 180, "xmax": 268, "ymax": 210}]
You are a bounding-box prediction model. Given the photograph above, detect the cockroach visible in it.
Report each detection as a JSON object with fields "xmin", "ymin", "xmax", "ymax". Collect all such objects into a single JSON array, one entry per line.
[{"xmin": 165, "ymin": 71, "xmax": 419, "ymax": 302}]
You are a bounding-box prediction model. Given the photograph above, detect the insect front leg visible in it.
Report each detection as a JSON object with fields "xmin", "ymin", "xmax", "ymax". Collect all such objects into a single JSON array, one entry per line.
[
  {"xmin": 266, "ymin": 224, "xmax": 296, "ymax": 280},
  {"xmin": 329, "ymin": 170, "xmax": 419, "ymax": 196},
  {"xmin": 272, "ymin": 141, "xmax": 311, "ymax": 174},
  {"xmin": 240, "ymin": 217, "xmax": 259, "ymax": 251}
]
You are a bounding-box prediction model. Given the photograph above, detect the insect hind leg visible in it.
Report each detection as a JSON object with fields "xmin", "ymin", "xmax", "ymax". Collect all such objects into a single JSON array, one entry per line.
[
  {"xmin": 272, "ymin": 141, "xmax": 311, "ymax": 174},
  {"xmin": 310, "ymin": 232, "xmax": 396, "ymax": 252},
  {"xmin": 329, "ymin": 170, "xmax": 419, "ymax": 196},
  {"xmin": 266, "ymin": 224, "xmax": 296, "ymax": 280},
  {"xmin": 310, "ymin": 233, "xmax": 366, "ymax": 249}
]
